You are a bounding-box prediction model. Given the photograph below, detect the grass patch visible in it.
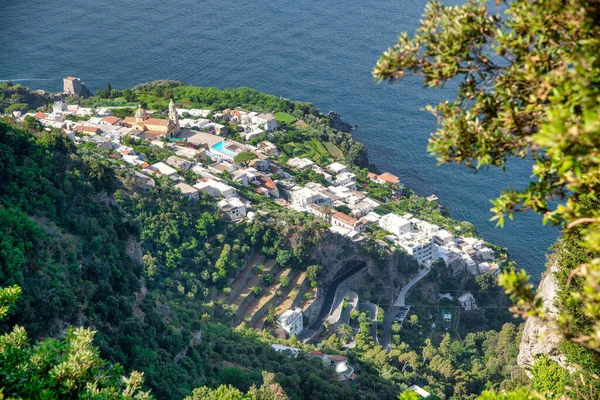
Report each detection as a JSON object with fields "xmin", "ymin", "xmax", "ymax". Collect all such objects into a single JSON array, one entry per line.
[
  {"xmin": 323, "ymin": 141, "xmax": 343, "ymax": 158},
  {"xmin": 274, "ymin": 111, "xmax": 296, "ymax": 124}
]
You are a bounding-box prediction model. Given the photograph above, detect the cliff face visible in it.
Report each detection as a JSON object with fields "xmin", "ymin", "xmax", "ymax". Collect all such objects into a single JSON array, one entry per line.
[
  {"xmin": 309, "ymin": 233, "xmax": 419, "ymax": 305},
  {"xmin": 517, "ymin": 261, "xmax": 568, "ymax": 374}
]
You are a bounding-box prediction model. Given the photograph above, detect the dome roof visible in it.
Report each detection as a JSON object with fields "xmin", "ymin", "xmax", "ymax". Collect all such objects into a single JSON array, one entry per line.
[{"xmin": 135, "ymin": 104, "xmax": 147, "ymax": 118}]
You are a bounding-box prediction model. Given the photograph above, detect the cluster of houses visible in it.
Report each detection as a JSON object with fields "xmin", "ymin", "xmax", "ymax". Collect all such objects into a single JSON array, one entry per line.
[
  {"xmin": 279, "ymin": 161, "xmax": 396, "ymax": 241},
  {"xmin": 12, "ymin": 87, "xmax": 500, "ymax": 274},
  {"xmin": 371, "ymin": 210, "xmax": 498, "ymax": 276},
  {"xmin": 7, "ymin": 79, "xmax": 502, "ymax": 356}
]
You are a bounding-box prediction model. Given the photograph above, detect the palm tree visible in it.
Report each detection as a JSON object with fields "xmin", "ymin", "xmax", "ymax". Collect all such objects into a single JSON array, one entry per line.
[{"xmin": 337, "ymin": 323, "xmax": 352, "ymax": 342}]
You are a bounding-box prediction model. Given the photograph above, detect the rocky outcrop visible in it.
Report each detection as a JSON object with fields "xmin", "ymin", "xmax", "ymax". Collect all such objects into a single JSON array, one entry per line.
[
  {"xmin": 309, "ymin": 233, "xmax": 419, "ymax": 306},
  {"xmin": 326, "ymin": 111, "xmax": 353, "ymax": 132},
  {"xmin": 517, "ymin": 261, "xmax": 569, "ymax": 374}
]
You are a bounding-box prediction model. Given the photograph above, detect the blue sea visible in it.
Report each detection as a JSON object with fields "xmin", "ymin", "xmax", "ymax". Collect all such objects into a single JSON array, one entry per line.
[{"xmin": 0, "ymin": 0, "xmax": 558, "ymax": 279}]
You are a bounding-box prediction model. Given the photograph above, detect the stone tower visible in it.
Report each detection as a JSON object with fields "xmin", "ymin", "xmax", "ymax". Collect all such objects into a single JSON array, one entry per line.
[
  {"xmin": 168, "ymin": 99, "xmax": 180, "ymax": 137},
  {"xmin": 63, "ymin": 76, "xmax": 83, "ymax": 96}
]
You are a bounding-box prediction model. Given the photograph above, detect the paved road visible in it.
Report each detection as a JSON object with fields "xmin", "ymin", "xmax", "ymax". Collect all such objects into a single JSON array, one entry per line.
[
  {"xmin": 382, "ymin": 266, "xmax": 431, "ymax": 349},
  {"xmin": 329, "ymin": 289, "xmax": 358, "ymax": 326},
  {"xmin": 358, "ymin": 302, "xmax": 379, "ymax": 346},
  {"xmin": 298, "ymin": 261, "xmax": 366, "ymax": 341}
]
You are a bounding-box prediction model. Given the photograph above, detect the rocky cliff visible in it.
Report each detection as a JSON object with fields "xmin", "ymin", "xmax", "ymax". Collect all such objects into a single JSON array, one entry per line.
[
  {"xmin": 309, "ymin": 233, "xmax": 419, "ymax": 306},
  {"xmin": 326, "ymin": 111, "xmax": 354, "ymax": 132},
  {"xmin": 517, "ymin": 261, "xmax": 569, "ymax": 374}
]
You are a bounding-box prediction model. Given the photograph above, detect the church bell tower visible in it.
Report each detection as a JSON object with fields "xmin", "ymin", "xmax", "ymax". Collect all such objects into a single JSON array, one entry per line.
[{"xmin": 167, "ymin": 99, "xmax": 180, "ymax": 137}]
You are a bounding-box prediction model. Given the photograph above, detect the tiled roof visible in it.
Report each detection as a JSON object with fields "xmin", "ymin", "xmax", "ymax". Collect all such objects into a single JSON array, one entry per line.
[
  {"xmin": 378, "ymin": 172, "xmax": 400, "ymax": 184},
  {"xmin": 102, "ymin": 116, "xmax": 120, "ymax": 124},
  {"xmin": 333, "ymin": 211, "xmax": 358, "ymax": 226}
]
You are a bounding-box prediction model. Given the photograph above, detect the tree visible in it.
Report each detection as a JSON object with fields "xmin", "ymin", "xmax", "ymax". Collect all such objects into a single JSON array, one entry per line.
[
  {"xmin": 337, "ymin": 323, "xmax": 352, "ymax": 341},
  {"xmin": 408, "ymin": 314, "xmax": 419, "ymax": 327},
  {"xmin": 306, "ymin": 264, "xmax": 323, "ymax": 286},
  {"xmin": 123, "ymin": 88, "xmax": 135, "ymax": 102},
  {"xmin": 251, "ymin": 285, "xmax": 263, "ymax": 297},
  {"xmin": 0, "ymin": 286, "xmax": 152, "ymax": 399},
  {"xmin": 280, "ymin": 275, "xmax": 290, "ymax": 288},
  {"xmin": 234, "ymin": 151, "xmax": 258, "ymax": 165},
  {"xmin": 276, "ymin": 249, "xmax": 292, "ymax": 268},
  {"xmin": 374, "ymin": 0, "xmax": 600, "ymax": 353}
]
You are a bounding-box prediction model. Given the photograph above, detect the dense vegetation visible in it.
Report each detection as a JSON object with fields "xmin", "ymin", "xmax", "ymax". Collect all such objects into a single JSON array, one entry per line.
[
  {"xmin": 0, "ymin": 81, "xmax": 51, "ymax": 114},
  {"xmin": 375, "ymin": 0, "xmax": 600, "ymax": 397},
  {"xmin": 0, "ymin": 120, "xmax": 396, "ymax": 399}
]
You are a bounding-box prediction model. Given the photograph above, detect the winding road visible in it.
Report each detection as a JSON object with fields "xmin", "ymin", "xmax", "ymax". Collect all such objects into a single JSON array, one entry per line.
[
  {"xmin": 298, "ymin": 261, "xmax": 366, "ymax": 341},
  {"xmin": 382, "ymin": 266, "xmax": 431, "ymax": 350}
]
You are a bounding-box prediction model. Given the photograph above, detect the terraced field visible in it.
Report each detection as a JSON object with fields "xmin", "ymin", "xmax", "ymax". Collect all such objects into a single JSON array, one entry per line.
[
  {"xmin": 243, "ymin": 267, "xmax": 292, "ymax": 326},
  {"xmin": 229, "ymin": 259, "xmax": 278, "ymax": 313},
  {"xmin": 277, "ymin": 272, "xmax": 306, "ymax": 313},
  {"xmin": 219, "ymin": 254, "xmax": 264, "ymax": 303}
]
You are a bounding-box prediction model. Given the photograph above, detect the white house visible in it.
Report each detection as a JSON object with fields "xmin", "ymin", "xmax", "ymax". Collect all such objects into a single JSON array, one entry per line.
[
  {"xmin": 173, "ymin": 182, "xmax": 200, "ymax": 200},
  {"xmin": 271, "ymin": 344, "xmax": 300, "ymax": 358},
  {"xmin": 194, "ymin": 179, "xmax": 237, "ymax": 198},
  {"xmin": 379, "ymin": 213, "xmax": 413, "ymax": 238},
  {"xmin": 287, "ymin": 157, "xmax": 314, "ymax": 170},
  {"xmin": 291, "ymin": 187, "xmax": 331, "ymax": 208},
  {"xmin": 52, "ymin": 101, "xmax": 65, "ymax": 113},
  {"xmin": 256, "ymin": 113, "xmax": 278, "ymax": 131},
  {"xmin": 277, "ymin": 308, "xmax": 303, "ymax": 338},
  {"xmin": 218, "ymin": 197, "xmax": 247, "ymax": 220},
  {"xmin": 335, "ymin": 171, "xmax": 356, "ymax": 187},
  {"xmin": 331, "ymin": 212, "xmax": 365, "ymax": 232},
  {"xmin": 327, "ymin": 162, "xmax": 347, "ymax": 174},
  {"xmin": 166, "ymin": 155, "xmax": 193, "ymax": 171},
  {"xmin": 148, "ymin": 162, "xmax": 178, "ymax": 178},
  {"xmin": 257, "ymin": 141, "xmax": 279, "ymax": 155},
  {"xmin": 457, "ymin": 292, "xmax": 477, "ymax": 311}
]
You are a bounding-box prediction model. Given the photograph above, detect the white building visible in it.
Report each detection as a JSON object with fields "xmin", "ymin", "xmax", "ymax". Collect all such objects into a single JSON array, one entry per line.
[
  {"xmin": 291, "ymin": 187, "xmax": 331, "ymax": 208},
  {"xmin": 173, "ymin": 182, "xmax": 200, "ymax": 200},
  {"xmin": 335, "ymin": 171, "xmax": 356, "ymax": 187},
  {"xmin": 327, "ymin": 162, "xmax": 347, "ymax": 175},
  {"xmin": 331, "ymin": 212, "xmax": 365, "ymax": 232},
  {"xmin": 277, "ymin": 307, "xmax": 303, "ymax": 338},
  {"xmin": 379, "ymin": 213, "xmax": 413, "ymax": 238},
  {"xmin": 457, "ymin": 292, "xmax": 477, "ymax": 311},
  {"xmin": 433, "ymin": 230, "xmax": 454, "ymax": 246},
  {"xmin": 408, "ymin": 385, "xmax": 431, "ymax": 398},
  {"xmin": 218, "ymin": 197, "xmax": 247, "ymax": 220},
  {"xmin": 148, "ymin": 162, "xmax": 178, "ymax": 178},
  {"xmin": 397, "ymin": 233, "xmax": 435, "ymax": 265},
  {"xmin": 52, "ymin": 101, "xmax": 65, "ymax": 113},
  {"xmin": 287, "ymin": 157, "xmax": 314, "ymax": 170},
  {"xmin": 176, "ymin": 108, "xmax": 211, "ymax": 118},
  {"xmin": 194, "ymin": 179, "xmax": 237, "ymax": 198},
  {"xmin": 166, "ymin": 155, "xmax": 193, "ymax": 171},
  {"xmin": 271, "ymin": 344, "xmax": 300, "ymax": 358},
  {"xmin": 256, "ymin": 113, "xmax": 278, "ymax": 131}
]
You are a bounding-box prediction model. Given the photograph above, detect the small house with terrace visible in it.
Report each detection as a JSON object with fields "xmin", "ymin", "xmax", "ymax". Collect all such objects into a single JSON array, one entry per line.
[
  {"xmin": 331, "ymin": 212, "xmax": 365, "ymax": 232},
  {"xmin": 173, "ymin": 182, "xmax": 200, "ymax": 200}
]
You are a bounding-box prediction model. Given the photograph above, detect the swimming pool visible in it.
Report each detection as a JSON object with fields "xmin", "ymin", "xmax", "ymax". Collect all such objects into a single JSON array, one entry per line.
[{"xmin": 211, "ymin": 141, "xmax": 236, "ymax": 157}]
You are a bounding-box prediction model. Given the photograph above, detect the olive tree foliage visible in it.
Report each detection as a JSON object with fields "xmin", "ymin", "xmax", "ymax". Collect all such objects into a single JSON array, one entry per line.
[
  {"xmin": 0, "ymin": 285, "xmax": 152, "ymax": 399},
  {"xmin": 373, "ymin": 0, "xmax": 600, "ymax": 351}
]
